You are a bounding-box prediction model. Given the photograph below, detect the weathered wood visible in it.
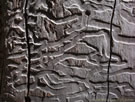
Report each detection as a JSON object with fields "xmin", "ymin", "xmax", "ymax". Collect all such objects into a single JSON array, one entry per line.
[{"xmin": 1, "ymin": 0, "xmax": 135, "ymax": 102}]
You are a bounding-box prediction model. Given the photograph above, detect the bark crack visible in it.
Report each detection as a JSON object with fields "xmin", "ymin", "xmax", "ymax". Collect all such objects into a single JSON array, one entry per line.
[
  {"xmin": 0, "ymin": 62, "xmax": 4, "ymax": 95},
  {"xmin": 0, "ymin": 0, "xmax": 7, "ymax": 96},
  {"xmin": 106, "ymin": 0, "xmax": 117, "ymax": 102},
  {"xmin": 24, "ymin": 0, "xmax": 31, "ymax": 102}
]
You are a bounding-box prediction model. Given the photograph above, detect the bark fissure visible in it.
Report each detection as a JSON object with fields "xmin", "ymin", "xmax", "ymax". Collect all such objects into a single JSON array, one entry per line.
[
  {"xmin": 106, "ymin": 0, "xmax": 117, "ymax": 102},
  {"xmin": 24, "ymin": 0, "xmax": 31, "ymax": 102},
  {"xmin": 0, "ymin": 0, "xmax": 6, "ymax": 96},
  {"xmin": 0, "ymin": 62, "xmax": 4, "ymax": 95}
]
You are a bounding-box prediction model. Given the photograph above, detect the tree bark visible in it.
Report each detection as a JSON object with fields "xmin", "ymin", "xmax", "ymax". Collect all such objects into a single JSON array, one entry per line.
[{"xmin": 1, "ymin": 0, "xmax": 135, "ymax": 102}]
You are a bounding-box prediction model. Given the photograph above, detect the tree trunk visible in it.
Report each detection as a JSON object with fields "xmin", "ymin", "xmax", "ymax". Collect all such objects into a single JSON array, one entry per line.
[{"xmin": 1, "ymin": 0, "xmax": 135, "ymax": 102}]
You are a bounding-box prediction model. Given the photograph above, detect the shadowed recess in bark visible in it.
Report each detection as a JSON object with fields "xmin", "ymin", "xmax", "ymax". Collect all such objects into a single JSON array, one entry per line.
[
  {"xmin": 106, "ymin": 0, "xmax": 117, "ymax": 102},
  {"xmin": 24, "ymin": 0, "xmax": 31, "ymax": 101}
]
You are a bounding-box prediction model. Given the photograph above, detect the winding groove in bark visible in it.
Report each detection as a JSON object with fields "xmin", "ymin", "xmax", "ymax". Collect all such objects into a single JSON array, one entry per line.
[
  {"xmin": 106, "ymin": 0, "xmax": 117, "ymax": 102},
  {"xmin": 24, "ymin": 0, "xmax": 31, "ymax": 101}
]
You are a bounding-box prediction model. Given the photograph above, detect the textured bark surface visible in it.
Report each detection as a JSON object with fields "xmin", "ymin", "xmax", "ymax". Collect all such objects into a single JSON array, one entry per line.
[{"xmin": 1, "ymin": 0, "xmax": 135, "ymax": 102}]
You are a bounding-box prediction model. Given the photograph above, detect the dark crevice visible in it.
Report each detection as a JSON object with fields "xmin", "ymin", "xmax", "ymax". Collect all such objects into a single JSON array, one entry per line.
[
  {"xmin": 25, "ymin": 96, "xmax": 31, "ymax": 102},
  {"xmin": 24, "ymin": 0, "xmax": 31, "ymax": 102},
  {"xmin": 0, "ymin": 0, "xmax": 7, "ymax": 96},
  {"xmin": 118, "ymin": 34, "xmax": 135, "ymax": 38},
  {"xmin": 93, "ymin": 18, "xmax": 121, "ymax": 29},
  {"xmin": 0, "ymin": 62, "xmax": 4, "ymax": 95},
  {"xmin": 106, "ymin": 0, "xmax": 117, "ymax": 102}
]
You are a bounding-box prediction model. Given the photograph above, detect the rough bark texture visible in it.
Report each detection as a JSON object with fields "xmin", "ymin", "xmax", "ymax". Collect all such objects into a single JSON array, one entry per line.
[{"xmin": 1, "ymin": 0, "xmax": 135, "ymax": 102}]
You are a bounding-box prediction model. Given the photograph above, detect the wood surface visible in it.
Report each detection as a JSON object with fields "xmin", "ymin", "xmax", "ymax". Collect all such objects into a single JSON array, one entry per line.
[{"xmin": 0, "ymin": 0, "xmax": 135, "ymax": 102}]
